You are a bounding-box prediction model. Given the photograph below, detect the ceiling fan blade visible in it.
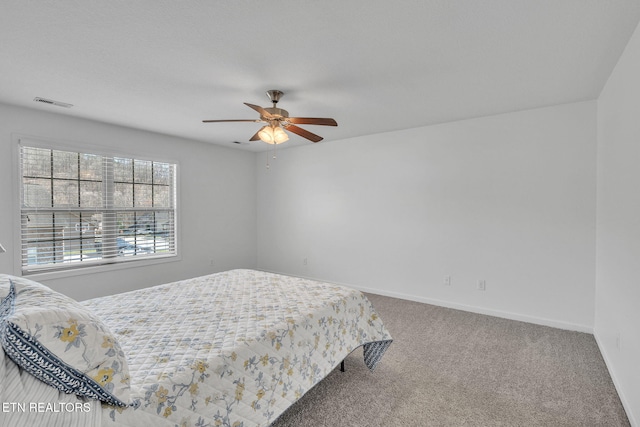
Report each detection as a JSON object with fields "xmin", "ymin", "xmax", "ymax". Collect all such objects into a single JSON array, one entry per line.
[
  {"xmin": 202, "ymin": 119, "xmax": 262, "ymax": 123},
  {"xmin": 287, "ymin": 117, "xmax": 337, "ymax": 126},
  {"xmin": 244, "ymin": 103, "xmax": 275, "ymax": 119},
  {"xmin": 249, "ymin": 130, "xmax": 262, "ymax": 141},
  {"xmin": 284, "ymin": 124, "xmax": 323, "ymax": 143}
]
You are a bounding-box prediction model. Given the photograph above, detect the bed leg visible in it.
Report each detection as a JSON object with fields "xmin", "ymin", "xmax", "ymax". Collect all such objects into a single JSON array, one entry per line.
[{"xmin": 340, "ymin": 360, "xmax": 345, "ymax": 372}]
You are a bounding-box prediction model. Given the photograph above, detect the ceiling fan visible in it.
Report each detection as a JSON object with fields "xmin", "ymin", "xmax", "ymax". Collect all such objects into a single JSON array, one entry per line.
[{"xmin": 202, "ymin": 90, "xmax": 337, "ymax": 144}]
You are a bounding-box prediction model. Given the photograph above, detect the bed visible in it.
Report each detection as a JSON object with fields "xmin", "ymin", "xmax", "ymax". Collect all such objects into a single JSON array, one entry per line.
[{"xmin": 0, "ymin": 269, "xmax": 392, "ymax": 426}]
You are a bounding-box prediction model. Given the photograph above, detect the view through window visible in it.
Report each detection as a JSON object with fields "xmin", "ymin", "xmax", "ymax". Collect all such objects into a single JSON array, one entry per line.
[{"xmin": 20, "ymin": 144, "xmax": 177, "ymax": 274}]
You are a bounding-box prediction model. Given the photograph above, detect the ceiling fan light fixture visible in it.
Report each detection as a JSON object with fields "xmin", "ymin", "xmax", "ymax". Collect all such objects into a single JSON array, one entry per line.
[
  {"xmin": 257, "ymin": 125, "xmax": 274, "ymax": 143},
  {"xmin": 273, "ymin": 126, "xmax": 289, "ymax": 144},
  {"xmin": 258, "ymin": 125, "xmax": 289, "ymax": 144}
]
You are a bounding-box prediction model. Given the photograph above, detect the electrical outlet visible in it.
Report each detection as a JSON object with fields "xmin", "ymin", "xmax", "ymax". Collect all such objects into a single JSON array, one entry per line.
[
  {"xmin": 616, "ymin": 333, "xmax": 621, "ymax": 351},
  {"xmin": 303, "ymin": 258, "xmax": 308, "ymax": 266},
  {"xmin": 209, "ymin": 259, "xmax": 215, "ymax": 267},
  {"xmin": 477, "ymin": 280, "xmax": 486, "ymax": 291},
  {"xmin": 444, "ymin": 276, "xmax": 451, "ymax": 286}
]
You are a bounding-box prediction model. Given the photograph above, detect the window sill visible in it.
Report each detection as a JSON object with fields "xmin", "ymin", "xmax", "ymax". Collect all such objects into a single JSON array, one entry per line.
[{"xmin": 21, "ymin": 253, "xmax": 182, "ymax": 282}]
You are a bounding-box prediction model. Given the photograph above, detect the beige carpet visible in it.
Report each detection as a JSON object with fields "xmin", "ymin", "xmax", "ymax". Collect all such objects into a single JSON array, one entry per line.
[{"xmin": 271, "ymin": 293, "xmax": 629, "ymax": 427}]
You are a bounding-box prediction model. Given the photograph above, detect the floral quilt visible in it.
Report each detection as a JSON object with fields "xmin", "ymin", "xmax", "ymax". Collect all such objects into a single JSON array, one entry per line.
[{"xmin": 82, "ymin": 269, "xmax": 392, "ymax": 427}]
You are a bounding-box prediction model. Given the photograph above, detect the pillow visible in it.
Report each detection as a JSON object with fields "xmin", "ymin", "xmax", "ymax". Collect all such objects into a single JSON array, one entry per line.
[{"xmin": 0, "ymin": 274, "xmax": 130, "ymax": 406}]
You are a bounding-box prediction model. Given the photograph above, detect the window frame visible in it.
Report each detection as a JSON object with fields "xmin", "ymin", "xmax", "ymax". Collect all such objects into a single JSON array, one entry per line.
[{"xmin": 12, "ymin": 135, "xmax": 181, "ymax": 280}]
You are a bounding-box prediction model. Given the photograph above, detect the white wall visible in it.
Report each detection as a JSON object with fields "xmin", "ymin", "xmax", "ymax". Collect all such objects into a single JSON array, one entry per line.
[
  {"xmin": 257, "ymin": 101, "xmax": 597, "ymax": 331},
  {"xmin": 0, "ymin": 103, "xmax": 257, "ymax": 301},
  {"xmin": 596, "ymin": 18, "xmax": 640, "ymax": 426}
]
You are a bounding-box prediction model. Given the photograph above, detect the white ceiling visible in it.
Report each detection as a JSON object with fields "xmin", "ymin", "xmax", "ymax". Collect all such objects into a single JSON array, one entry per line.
[{"xmin": 2, "ymin": 1, "xmax": 639, "ymax": 151}]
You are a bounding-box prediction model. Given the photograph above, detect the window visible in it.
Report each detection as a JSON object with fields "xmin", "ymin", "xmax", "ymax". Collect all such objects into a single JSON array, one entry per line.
[{"xmin": 19, "ymin": 143, "xmax": 177, "ymax": 274}]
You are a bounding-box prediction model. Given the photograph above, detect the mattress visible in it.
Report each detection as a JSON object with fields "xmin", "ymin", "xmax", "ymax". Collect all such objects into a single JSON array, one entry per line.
[{"xmin": 82, "ymin": 269, "xmax": 392, "ymax": 426}]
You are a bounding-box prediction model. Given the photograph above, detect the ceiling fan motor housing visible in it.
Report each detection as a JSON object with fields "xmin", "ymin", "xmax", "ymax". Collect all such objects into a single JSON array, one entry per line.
[{"xmin": 263, "ymin": 107, "xmax": 289, "ymax": 122}]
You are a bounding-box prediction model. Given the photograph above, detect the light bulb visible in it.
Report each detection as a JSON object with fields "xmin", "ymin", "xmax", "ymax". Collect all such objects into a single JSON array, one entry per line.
[
  {"xmin": 258, "ymin": 126, "xmax": 275, "ymax": 144},
  {"xmin": 273, "ymin": 127, "xmax": 289, "ymax": 144}
]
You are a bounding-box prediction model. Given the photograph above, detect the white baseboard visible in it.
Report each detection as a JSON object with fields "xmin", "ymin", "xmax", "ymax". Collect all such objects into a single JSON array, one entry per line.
[
  {"xmin": 260, "ymin": 269, "xmax": 593, "ymax": 333},
  {"xmin": 352, "ymin": 284, "xmax": 594, "ymax": 333},
  {"xmin": 593, "ymin": 331, "xmax": 637, "ymax": 427}
]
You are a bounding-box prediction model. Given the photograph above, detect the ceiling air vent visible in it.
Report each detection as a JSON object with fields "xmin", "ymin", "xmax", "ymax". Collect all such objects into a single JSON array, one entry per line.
[{"xmin": 33, "ymin": 97, "xmax": 73, "ymax": 108}]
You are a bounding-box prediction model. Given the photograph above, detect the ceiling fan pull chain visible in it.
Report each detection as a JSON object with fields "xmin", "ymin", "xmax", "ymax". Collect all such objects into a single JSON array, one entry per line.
[{"xmin": 273, "ymin": 140, "xmax": 277, "ymax": 159}]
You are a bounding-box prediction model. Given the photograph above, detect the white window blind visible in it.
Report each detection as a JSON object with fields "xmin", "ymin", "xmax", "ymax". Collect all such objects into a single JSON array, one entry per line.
[{"xmin": 19, "ymin": 144, "xmax": 177, "ymax": 274}]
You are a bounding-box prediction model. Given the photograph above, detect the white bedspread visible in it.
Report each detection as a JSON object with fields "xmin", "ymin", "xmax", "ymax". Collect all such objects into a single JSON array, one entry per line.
[{"xmin": 82, "ymin": 269, "xmax": 392, "ymax": 427}]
